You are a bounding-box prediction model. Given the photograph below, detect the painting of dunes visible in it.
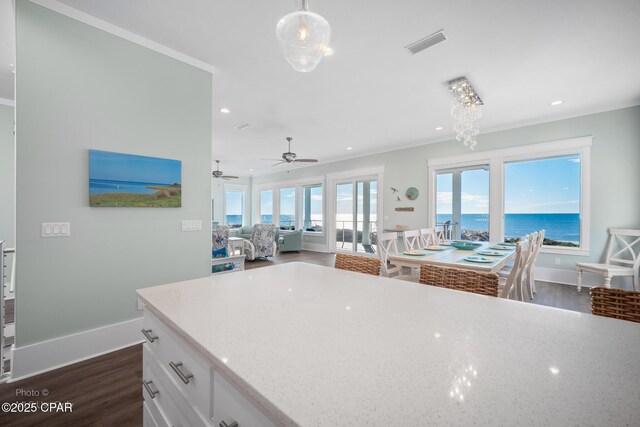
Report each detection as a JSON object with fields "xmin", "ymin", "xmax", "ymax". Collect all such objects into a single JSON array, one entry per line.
[{"xmin": 89, "ymin": 150, "xmax": 182, "ymax": 207}]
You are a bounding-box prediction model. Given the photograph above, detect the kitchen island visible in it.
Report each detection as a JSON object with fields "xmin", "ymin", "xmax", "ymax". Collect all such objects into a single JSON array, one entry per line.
[{"xmin": 136, "ymin": 262, "xmax": 640, "ymax": 426}]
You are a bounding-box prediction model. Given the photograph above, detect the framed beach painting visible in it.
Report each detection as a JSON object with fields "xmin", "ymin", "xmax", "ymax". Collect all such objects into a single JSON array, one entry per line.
[{"xmin": 89, "ymin": 149, "xmax": 182, "ymax": 207}]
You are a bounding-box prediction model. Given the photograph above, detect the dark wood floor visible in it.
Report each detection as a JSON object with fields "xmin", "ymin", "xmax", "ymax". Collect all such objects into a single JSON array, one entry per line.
[
  {"xmin": 0, "ymin": 251, "xmax": 590, "ymax": 426},
  {"xmin": 0, "ymin": 345, "xmax": 142, "ymax": 427}
]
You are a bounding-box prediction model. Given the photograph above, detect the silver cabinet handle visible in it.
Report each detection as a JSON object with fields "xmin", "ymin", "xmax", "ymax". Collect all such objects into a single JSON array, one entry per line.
[
  {"xmin": 220, "ymin": 421, "xmax": 239, "ymax": 427},
  {"xmin": 169, "ymin": 361, "xmax": 194, "ymax": 384},
  {"xmin": 141, "ymin": 329, "xmax": 158, "ymax": 343},
  {"xmin": 143, "ymin": 379, "xmax": 159, "ymax": 399}
]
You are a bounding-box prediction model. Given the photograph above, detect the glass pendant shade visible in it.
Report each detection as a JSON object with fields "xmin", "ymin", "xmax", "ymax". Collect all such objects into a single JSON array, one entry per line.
[{"xmin": 276, "ymin": 1, "xmax": 331, "ymax": 72}]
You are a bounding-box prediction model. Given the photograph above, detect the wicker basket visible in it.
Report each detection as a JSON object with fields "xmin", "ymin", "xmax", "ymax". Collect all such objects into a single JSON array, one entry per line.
[
  {"xmin": 335, "ymin": 253, "xmax": 381, "ymax": 276},
  {"xmin": 419, "ymin": 264, "xmax": 498, "ymax": 297},
  {"xmin": 591, "ymin": 287, "xmax": 640, "ymax": 323}
]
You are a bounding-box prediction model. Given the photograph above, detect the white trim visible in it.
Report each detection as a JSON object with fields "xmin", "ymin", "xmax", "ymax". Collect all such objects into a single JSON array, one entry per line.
[
  {"xmin": 427, "ymin": 137, "xmax": 591, "ymax": 254},
  {"xmin": 427, "ymin": 137, "xmax": 592, "ymax": 168},
  {"xmin": 533, "ymin": 266, "xmax": 634, "ymax": 289},
  {"xmin": 302, "ymin": 242, "xmax": 330, "ymax": 252},
  {"xmin": 10, "ymin": 317, "xmax": 144, "ymax": 382},
  {"xmin": 255, "ymin": 175, "xmax": 325, "ymax": 190},
  {"xmin": 222, "ymin": 183, "xmax": 248, "ymax": 227},
  {"xmin": 0, "ymin": 98, "xmax": 14, "ymax": 107},
  {"xmin": 27, "ymin": 0, "xmax": 215, "ymax": 74},
  {"xmin": 326, "ymin": 165, "xmax": 385, "ymax": 181}
]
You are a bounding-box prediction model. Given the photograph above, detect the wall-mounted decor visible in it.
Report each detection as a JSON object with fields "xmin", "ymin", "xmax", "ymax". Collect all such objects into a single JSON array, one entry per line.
[
  {"xmin": 395, "ymin": 207, "xmax": 415, "ymax": 212},
  {"xmin": 406, "ymin": 187, "xmax": 419, "ymax": 200},
  {"xmin": 89, "ymin": 150, "xmax": 182, "ymax": 207}
]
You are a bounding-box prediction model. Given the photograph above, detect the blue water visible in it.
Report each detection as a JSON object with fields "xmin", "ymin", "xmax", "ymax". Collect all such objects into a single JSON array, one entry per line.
[
  {"xmin": 89, "ymin": 179, "xmax": 172, "ymax": 195},
  {"xmin": 437, "ymin": 213, "xmax": 579, "ymax": 243}
]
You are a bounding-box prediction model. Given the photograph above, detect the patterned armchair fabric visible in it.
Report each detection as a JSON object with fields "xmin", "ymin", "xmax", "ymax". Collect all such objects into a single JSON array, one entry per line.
[
  {"xmin": 212, "ymin": 225, "xmax": 230, "ymax": 251},
  {"xmin": 245, "ymin": 224, "xmax": 277, "ymax": 260}
]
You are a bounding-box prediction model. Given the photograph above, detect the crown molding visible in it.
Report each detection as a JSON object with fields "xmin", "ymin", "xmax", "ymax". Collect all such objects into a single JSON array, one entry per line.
[{"xmin": 27, "ymin": 0, "xmax": 215, "ymax": 74}]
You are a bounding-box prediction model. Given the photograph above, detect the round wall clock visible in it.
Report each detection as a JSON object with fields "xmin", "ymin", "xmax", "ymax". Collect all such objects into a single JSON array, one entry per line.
[{"xmin": 406, "ymin": 187, "xmax": 419, "ymax": 200}]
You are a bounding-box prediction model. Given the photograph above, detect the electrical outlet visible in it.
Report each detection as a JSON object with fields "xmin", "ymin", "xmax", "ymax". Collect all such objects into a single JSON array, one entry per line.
[
  {"xmin": 136, "ymin": 298, "xmax": 145, "ymax": 311},
  {"xmin": 554, "ymin": 258, "xmax": 561, "ymax": 265}
]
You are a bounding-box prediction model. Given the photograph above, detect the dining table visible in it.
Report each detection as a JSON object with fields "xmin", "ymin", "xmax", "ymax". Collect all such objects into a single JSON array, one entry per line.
[{"xmin": 388, "ymin": 241, "xmax": 516, "ymax": 274}]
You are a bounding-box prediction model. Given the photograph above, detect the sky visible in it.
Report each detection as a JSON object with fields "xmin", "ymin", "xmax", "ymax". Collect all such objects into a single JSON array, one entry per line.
[
  {"xmin": 89, "ymin": 150, "xmax": 181, "ymax": 184},
  {"xmin": 436, "ymin": 155, "xmax": 580, "ymax": 214}
]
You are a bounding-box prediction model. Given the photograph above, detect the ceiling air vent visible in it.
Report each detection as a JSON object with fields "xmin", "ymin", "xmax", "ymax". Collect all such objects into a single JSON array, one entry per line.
[
  {"xmin": 233, "ymin": 123, "xmax": 251, "ymax": 130},
  {"xmin": 405, "ymin": 29, "xmax": 446, "ymax": 55}
]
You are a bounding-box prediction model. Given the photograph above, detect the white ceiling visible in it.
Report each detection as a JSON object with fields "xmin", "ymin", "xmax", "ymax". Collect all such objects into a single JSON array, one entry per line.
[
  {"xmin": 17, "ymin": 1, "xmax": 640, "ymax": 174},
  {"xmin": 0, "ymin": 0, "xmax": 15, "ymax": 101}
]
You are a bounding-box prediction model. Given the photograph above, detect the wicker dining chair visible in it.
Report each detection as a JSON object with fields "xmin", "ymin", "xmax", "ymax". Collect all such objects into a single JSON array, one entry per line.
[
  {"xmin": 590, "ymin": 287, "xmax": 640, "ymax": 323},
  {"xmin": 419, "ymin": 264, "xmax": 499, "ymax": 297},
  {"xmin": 335, "ymin": 253, "xmax": 381, "ymax": 277}
]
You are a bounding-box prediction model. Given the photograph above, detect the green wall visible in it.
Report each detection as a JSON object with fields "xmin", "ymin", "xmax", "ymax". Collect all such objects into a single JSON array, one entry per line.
[
  {"xmin": 15, "ymin": 1, "xmax": 212, "ymax": 346},
  {"xmin": 254, "ymin": 106, "xmax": 640, "ymax": 271},
  {"xmin": 0, "ymin": 105, "xmax": 14, "ymax": 250}
]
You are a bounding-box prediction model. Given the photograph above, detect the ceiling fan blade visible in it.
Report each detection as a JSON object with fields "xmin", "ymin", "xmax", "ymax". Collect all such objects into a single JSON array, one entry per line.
[
  {"xmin": 272, "ymin": 161, "xmax": 286, "ymax": 166},
  {"xmin": 294, "ymin": 159, "xmax": 319, "ymax": 163},
  {"xmin": 221, "ymin": 175, "xmax": 239, "ymax": 179},
  {"xmin": 261, "ymin": 158, "xmax": 284, "ymax": 161}
]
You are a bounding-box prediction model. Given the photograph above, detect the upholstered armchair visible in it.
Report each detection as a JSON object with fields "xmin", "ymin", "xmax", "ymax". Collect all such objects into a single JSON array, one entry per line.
[
  {"xmin": 243, "ymin": 224, "xmax": 278, "ymax": 261},
  {"xmin": 278, "ymin": 230, "xmax": 303, "ymax": 253},
  {"xmin": 212, "ymin": 225, "xmax": 230, "ymax": 257}
]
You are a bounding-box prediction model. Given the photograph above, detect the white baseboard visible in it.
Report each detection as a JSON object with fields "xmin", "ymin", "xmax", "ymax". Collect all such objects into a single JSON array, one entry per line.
[
  {"xmin": 302, "ymin": 242, "xmax": 329, "ymax": 252},
  {"xmin": 10, "ymin": 317, "xmax": 144, "ymax": 382},
  {"xmin": 534, "ymin": 266, "xmax": 635, "ymax": 289}
]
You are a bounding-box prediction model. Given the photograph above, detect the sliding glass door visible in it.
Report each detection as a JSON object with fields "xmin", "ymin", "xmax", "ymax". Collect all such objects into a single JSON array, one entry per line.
[
  {"xmin": 335, "ymin": 178, "xmax": 378, "ymax": 253},
  {"xmin": 435, "ymin": 165, "xmax": 489, "ymax": 241}
]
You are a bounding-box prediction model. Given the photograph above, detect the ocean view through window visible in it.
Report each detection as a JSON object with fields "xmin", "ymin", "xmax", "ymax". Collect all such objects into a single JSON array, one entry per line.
[{"xmin": 225, "ymin": 188, "xmax": 244, "ymax": 228}]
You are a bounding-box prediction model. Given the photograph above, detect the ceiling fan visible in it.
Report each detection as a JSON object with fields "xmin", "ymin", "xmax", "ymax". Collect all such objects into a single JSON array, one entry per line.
[
  {"xmin": 212, "ymin": 160, "xmax": 239, "ymax": 179},
  {"xmin": 263, "ymin": 137, "xmax": 319, "ymax": 166}
]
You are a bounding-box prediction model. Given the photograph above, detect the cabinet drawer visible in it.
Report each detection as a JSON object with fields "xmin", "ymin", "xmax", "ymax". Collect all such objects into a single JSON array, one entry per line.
[
  {"xmin": 142, "ymin": 309, "xmax": 213, "ymax": 419},
  {"xmin": 213, "ymin": 370, "xmax": 277, "ymax": 427},
  {"xmin": 143, "ymin": 354, "xmax": 188, "ymax": 427},
  {"xmin": 144, "ymin": 346, "xmax": 212, "ymax": 427}
]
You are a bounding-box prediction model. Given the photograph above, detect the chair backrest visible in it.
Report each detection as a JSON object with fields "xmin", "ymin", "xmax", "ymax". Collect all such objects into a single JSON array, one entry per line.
[
  {"xmin": 251, "ymin": 224, "xmax": 277, "ymax": 257},
  {"xmin": 525, "ymin": 230, "xmax": 545, "ymax": 276},
  {"xmin": 212, "ymin": 225, "xmax": 230, "ymax": 251},
  {"xmin": 402, "ymin": 229, "xmax": 422, "ymax": 251},
  {"xmin": 335, "ymin": 253, "xmax": 381, "ymax": 276},
  {"xmin": 377, "ymin": 232, "xmax": 400, "ymax": 277},
  {"xmin": 419, "ymin": 228, "xmax": 436, "ymax": 247},
  {"xmin": 499, "ymin": 239, "xmax": 529, "ymax": 300},
  {"xmin": 605, "ymin": 228, "xmax": 640, "ymax": 270},
  {"xmin": 434, "ymin": 226, "xmax": 446, "ymax": 243},
  {"xmin": 419, "ymin": 264, "xmax": 499, "ymax": 297},
  {"xmin": 591, "ymin": 287, "xmax": 640, "ymax": 323}
]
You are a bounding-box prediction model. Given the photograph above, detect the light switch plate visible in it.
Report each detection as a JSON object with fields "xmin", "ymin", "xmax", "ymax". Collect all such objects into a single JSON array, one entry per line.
[
  {"xmin": 42, "ymin": 222, "xmax": 71, "ymax": 237},
  {"xmin": 181, "ymin": 220, "xmax": 202, "ymax": 232}
]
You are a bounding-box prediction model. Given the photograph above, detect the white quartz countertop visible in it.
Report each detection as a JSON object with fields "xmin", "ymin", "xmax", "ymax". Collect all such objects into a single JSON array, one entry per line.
[{"xmin": 137, "ymin": 262, "xmax": 640, "ymax": 427}]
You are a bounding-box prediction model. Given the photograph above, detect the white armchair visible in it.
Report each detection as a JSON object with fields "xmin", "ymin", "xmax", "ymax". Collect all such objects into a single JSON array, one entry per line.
[{"xmin": 243, "ymin": 224, "xmax": 278, "ymax": 261}]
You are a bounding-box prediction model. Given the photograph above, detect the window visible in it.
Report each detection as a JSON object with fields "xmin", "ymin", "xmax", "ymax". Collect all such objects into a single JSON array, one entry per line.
[
  {"xmin": 302, "ymin": 184, "xmax": 323, "ymax": 232},
  {"xmin": 427, "ymin": 137, "xmax": 590, "ymax": 255},
  {"xmin": 225, "ymin": 189, "xmax": 244, "ymax": 228},
  {"xmin": 279, "ymin": 187, "xmax": 296, "ymax": 230},
  {"xmin": 504, "ymin": 155, "xmax": 581, "ymax": 247},
  {"xmin": 260, "ymin": 190, "xmax": 273, "ymax": 224}
]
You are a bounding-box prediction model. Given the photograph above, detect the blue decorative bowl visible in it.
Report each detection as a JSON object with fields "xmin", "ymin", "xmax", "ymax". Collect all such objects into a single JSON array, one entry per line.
[{"xmin": 451, "ymin": 241, "xmax": 483, "ymax": 251}]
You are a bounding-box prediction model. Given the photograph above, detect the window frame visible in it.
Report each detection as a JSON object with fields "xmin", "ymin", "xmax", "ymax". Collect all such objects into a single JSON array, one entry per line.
[
  {"xmin": 255, "ymin": 176, "xmax": 326, "ymax": 236},
  {"xmin": 222, "ymin": 183, "xmax": 248, "ymax": 229},
  {"xmin": 302, "ymin": 183, "xmax": 324, "ymax": 235},
  {"xmin": 427, "ymin": 137, "xmax": 591, "ymax": 256}
]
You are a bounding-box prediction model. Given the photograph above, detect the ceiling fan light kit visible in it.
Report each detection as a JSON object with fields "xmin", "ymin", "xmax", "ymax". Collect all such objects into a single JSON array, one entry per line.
[
  {"xmin": 276, "ymin": 0, "xmax": 332, "ymax": 72},
  {"xmin": 212, "ymin": 160, "xmax": 239, "ymax": 180}
]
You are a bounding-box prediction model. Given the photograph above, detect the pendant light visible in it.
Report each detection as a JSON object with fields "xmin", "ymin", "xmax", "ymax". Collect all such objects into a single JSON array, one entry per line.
[{"xmin": 276, "ymin": 0, "xmax": 332, "ymax": 72}]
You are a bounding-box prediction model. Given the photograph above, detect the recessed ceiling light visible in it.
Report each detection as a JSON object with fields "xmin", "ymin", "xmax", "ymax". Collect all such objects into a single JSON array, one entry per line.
[
  {"xmin": 550, "ymin": 100, "xmax": 563, "ymax": 106},
  {"xmin": 346, "ymin": 147, "xmax": 353, "ymax": 150},
  {"xmin": 435, "ymin": 126, "xmax": 444, "ymax": 131},
  {"xmin": 220, "ymin": 107, "xmax": 230, "ymax": 114}
]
